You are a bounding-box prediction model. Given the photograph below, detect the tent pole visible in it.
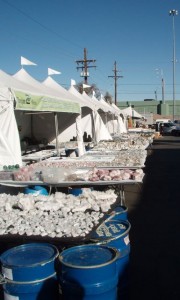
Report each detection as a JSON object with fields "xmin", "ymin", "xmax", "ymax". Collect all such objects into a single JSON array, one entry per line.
[{"xmin": 54, "ymin": 112, "xmax": 59, "ymax": 155}]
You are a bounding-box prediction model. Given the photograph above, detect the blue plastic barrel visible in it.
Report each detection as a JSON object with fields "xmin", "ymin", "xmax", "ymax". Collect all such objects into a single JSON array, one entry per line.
[
  {"xmin": 0, "ymin": 243, "xmax": 59, "ymax": 300},
  {"xmin": 2, "ymin": 274, "xmax": 59, "ymax": 300},
  {"xmin": 68, "ymin": 188, "xmax": 83, "ymax": 196},
  {"xmin": 59, "ymin": 244, "xmax": 119, "ymax": 300},
  {"xmin": 90, "ymin": 219, "xmax": 131, "ymax": 295},
  {"xmin": 106, "ymin": 205, "xmax": 128, "ymax": 221},
  {"xmin": 24, "ymin": 185, "xmax": 48, "ymax": 196}
]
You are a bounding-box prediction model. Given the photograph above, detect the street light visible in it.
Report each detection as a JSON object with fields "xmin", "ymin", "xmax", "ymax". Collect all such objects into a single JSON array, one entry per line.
[{"xmin": 169, "ymin": 9, "xmax": 178, "ymax": 121}]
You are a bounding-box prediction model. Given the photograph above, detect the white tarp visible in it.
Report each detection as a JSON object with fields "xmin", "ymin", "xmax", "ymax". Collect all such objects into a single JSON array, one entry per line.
[{"xmin": 0, "ymin": 87, "xmax": 22, "ymax": 166}]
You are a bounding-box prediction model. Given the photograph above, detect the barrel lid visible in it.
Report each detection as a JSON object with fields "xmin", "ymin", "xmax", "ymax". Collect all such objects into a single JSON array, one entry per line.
[
  {"xmin": 60, "ymin": 245, "xmax": 117, "ymax": 268},
  {"xmin": 0, "ymin": 243, "xmax": 58, "ymax": 267},
  {"xmin": 90, "ymin": 219, "xmax": 130, "ymax": 242}
]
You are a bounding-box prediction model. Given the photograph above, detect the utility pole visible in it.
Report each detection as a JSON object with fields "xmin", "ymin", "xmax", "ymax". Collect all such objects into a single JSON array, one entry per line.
[
  {"xmin": 154, "ymin": 89, "xmax": 158, "ymax": 101},
  {"xmin": 108, "ymin": 61, "xmax": 123, "ymax": 105},
  {"xmin": 76, "ymin": 48, "xmax": 96, "ymax": 84},
  {"xmin": 162, "ymin": 77, "xmax": 165, "ymax": 103}
]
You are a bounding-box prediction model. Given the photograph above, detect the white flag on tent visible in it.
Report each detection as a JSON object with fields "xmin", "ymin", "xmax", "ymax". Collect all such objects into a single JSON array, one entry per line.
[
  {"xmin": 21, "ymin": 56, "xmax": 37, "ymax": 66},
  {"xmin": 48, "ymin": 68, "xmax": 61, "ymax": 76},
  {"xmin": 71, "ymin": 79, "xmax": 76, "ymax": 86},
  {"xmin": 83, "ymin": 83, "xmax": 91, "ymax": 89}
]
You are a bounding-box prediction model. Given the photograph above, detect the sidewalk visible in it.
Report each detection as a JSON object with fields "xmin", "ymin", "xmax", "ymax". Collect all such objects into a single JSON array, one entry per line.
[{"xmin": 127, "ymin": 136, "xmax": 180, "ymax": 300}]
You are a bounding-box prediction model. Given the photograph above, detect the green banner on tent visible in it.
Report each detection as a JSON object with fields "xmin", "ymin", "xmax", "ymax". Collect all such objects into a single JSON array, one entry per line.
[{"xmin": 14, "ymin": 90, "xmax": 81, "ymax": 114}]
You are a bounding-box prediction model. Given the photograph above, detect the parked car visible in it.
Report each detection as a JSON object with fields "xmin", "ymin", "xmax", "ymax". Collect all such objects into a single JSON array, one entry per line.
[
  {"xmin": 174, "ymin": 120, "xmax": 180, "ymax": 125},
  {"xmin": 160, "ymin": 122, "xmax": 176, "ymax": 135},
  {"xmin": 171, "ymin": 126, "xmax": 180, "ymax": 136}
]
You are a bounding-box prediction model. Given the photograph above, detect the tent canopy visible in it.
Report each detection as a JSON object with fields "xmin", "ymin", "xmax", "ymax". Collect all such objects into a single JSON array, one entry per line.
[
  {"xmin": 0, "ymin": 69, "xmax": 81, "ymax": 113},
  {"xmin": 121, "ymin": 106, "xmax": 143, "ymax": 119},
  {"xmin": 43, "ymin": 76, "xmax": 93, "ymax": 110},
  {"xmin": 13, "ymin": 69, "xmax": 81, "ymax": 113}
]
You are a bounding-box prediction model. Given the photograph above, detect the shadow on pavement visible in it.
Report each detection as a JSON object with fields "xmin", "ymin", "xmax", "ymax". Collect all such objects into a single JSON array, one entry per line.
[{"xmin": 127, "ymin": 137, "xmax": 180, "ymax": 300}]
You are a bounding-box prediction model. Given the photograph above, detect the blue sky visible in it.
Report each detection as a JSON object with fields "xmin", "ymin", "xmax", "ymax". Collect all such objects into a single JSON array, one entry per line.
[{"xmin": 0, "ymin": 0, "xmax": 180, "ymax": 102}]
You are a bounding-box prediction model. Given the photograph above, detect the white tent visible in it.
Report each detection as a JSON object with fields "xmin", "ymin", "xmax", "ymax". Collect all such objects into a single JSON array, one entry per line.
[
  {"xmin": 121, "ymin": 106, "xmax": 143, "ymax": 119},
  {"xmin": 42, "ymin": 75, "xmax": 92, "ymax": 109},
  {"xmin": 13, "ymin": 69, "xmax": 83, "ymax": 152},
  {"xmin": 68, "ymin": 84, "xmax": 94, "ymax": 142},
  {"xmin": 98, "ymin": 94, "xmax": 127, "ymax": 134},
  {"xmin": 80, "ymin": 90, "xmax": 113, "ymax": 142},
  {"xmin": 98, "ymin": 95, "xmax": 117, "ymax": 134},
  {"xmin": 68, "ymin": 84, "xmax": 113, "ymax": 142},
  {"xmin": 0, "ymin": 87, "xmax": 22, "ymax": 166},
  {"xmin": 91, "ymin": 91, "xmax": 112, "ymax": 113},
  {"xmin": 0, "ymin": 69, "xmax": 53, "ymax": 167},
  {"xmin": 99, "ymin": 98, "xmax": 117, "ymax": 115},
  {"xmin": 13, "ymin": 69, "xmax": 81, "ymax": 110},
  {"xmin": 93, "ymin": 110, "xmax": 112, "ymax": 143},
  {"xmin": 0, "ymin": 69, "xmax": 82, "ymax": 161},
  {"xmin": 42, "ymin": 76, "xmax": 94, "ymax": 155},
  {"xmin": 69, "ymin": 84, "xmax": 95, "ymax": 110}
]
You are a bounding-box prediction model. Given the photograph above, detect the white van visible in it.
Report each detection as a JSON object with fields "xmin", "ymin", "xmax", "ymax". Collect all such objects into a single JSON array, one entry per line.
[{"xmin": 156, "ymin": 119, "xmax": 171, "ymax": 124}]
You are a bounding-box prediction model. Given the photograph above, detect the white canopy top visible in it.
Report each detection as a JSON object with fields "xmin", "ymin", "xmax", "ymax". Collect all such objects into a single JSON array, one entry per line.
[
  {"xmin": 90, "ymin": 92, "xmax": 110, "ymax": 113},
  {"xmin": 99, "ymin": 95, "xmax": 117, "ymax": 114},
  {"xmin": 0, "ymin": 69, "xmax": 43, "ymax": 95},
  {"xmin": 121, "ymin": 106, "xmax": 143, "ymax": 119},
  {"xmin": 111, "ymin": 103, "xmax": 123, "ymax": 115},
  {"xmin": 13, "ymin": 69, "xmax": 80, "ymax": 107},
  {"xmin": 42, "ymin": 76, "xmax": 93, "ymax": 109},
  {"xmin": 68, "ymin": 85, "xmax": 95, "ymax": 110},
  {"xmin": 82, "ymin": 91, "xmax": 106, "ymax": 111}
]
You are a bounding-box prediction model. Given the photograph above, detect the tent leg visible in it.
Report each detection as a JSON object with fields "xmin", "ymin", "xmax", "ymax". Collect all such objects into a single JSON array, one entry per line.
[{"xmin": 54, "ymin": 112, "xmax": 60, "ymax": 156}]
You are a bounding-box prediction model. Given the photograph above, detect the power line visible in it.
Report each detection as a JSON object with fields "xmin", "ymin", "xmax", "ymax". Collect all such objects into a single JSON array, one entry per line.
[{"xmin": 1, "ymin": 0, "xmax": 83, "ymax": 52}]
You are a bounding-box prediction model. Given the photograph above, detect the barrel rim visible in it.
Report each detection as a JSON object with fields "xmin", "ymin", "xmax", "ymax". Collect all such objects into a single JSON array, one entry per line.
[
  {"xmin": 2, "ymin": 272, "xmax": 57, "ymax": 285},
  {"xmin": 59, "ymin": 245, "xmax": 119, "ymax": 269},
  {"xmin": 0, "ymin": 243, "xmax": 59, "ymax": 268}
]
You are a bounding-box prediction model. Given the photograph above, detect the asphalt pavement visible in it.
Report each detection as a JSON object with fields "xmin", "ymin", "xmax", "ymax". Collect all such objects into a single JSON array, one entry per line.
[{"xmin": 126, "ymin": 135, "xmax": 180, "ymax": 300}]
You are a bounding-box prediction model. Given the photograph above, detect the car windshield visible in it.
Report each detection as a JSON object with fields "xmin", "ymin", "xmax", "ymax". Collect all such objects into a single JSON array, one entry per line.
[{"xmin": 162, "ymin": 123, "xmax": 175, "ymax": 127}]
